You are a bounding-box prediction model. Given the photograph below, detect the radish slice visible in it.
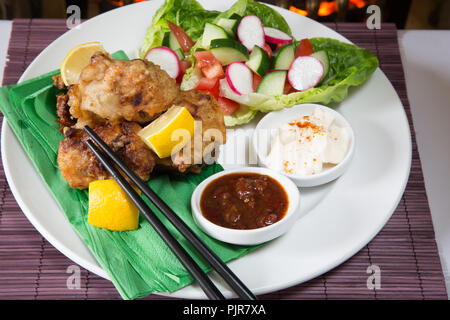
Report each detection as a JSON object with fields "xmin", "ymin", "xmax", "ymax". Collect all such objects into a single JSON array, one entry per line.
[
  {"xmin": 226, "ymin": 62, "xmax": 254, "ymax": 95},
  {"xmin": 264, "ymin": 27, "xmax": 293, "ymax": 45},
  {"xmin": 219, "ymin": 78, "xmax": 250, "ymax": 105},
  {"xmin": 237, "ymin": 15, "xmax": 265, "ymax": 52},
  {"xmin": 287, "ymin": 56, "xmax": 324, "ymax": 91},
  {"xmin": 144, "ymin": 46, "xmax": 180, "ymax": 79}
]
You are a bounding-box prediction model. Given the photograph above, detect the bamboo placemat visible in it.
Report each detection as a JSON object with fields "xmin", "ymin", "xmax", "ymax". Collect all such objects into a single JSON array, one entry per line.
[{"xmin": 0, "ymin": 19, "xmax": 447, "ymax": 300}]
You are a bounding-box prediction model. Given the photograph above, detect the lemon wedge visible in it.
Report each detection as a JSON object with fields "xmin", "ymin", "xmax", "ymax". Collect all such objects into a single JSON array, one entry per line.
[
  {"xmin": 138, "ymin": 105, "xmax": 195, "ymax": 158},
  {"xmin": 60, "ymin": 41, "xmax": 106, "ymax": 86},
  {"xmin": 88, "ymin": 180, "xmax": 140, "ymax": 231}
]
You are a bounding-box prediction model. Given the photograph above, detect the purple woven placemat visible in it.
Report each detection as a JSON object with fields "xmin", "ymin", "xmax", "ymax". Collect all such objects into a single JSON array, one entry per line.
[{"xmin": 0, "ymin": 19, "xmax": 447, "ymax": 300}]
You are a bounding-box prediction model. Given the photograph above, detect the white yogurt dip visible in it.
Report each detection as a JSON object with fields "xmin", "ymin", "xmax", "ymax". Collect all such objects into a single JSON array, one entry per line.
[{"xmin": 265, "ymin": 108, "xmax": 351, "ymax": 176}]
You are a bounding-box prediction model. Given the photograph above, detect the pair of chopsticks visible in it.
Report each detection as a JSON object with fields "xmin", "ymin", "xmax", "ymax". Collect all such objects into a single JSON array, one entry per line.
[{"xmin": 83, "ymin": 125, "xmax": 256, "ymax": 300}]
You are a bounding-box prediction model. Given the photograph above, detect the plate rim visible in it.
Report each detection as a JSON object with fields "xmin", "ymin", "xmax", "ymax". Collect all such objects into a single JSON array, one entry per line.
[{"xmin": 0, "ymin": 0, "xmax": 412, "ymax": 298}]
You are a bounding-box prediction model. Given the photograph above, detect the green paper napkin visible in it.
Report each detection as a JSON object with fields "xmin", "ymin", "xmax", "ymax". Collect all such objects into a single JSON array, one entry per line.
[{"xmin": 0, "ymin": 51, "xmax": 258, "ymax": 299}]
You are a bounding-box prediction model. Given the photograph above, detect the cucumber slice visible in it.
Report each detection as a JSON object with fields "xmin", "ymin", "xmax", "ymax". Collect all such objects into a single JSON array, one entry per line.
[
  {"xmin": 162, "ymin": 32, "xmax": 170, "ymax": 47},
  {"xmin": 229, "ymin": 13, "xmax": 242, "ymax": 21},
  {"xmin": 201, "ymin": 23, "xmax": 229, "ymax": 48},
  {"xmin": 256, "ymin": 70, "xmax": 287, "ymax": 95},
  {"xmin": 246, "ymin": 45, "xmax": 270, "ymax": 76},
  {"xmin": 217, "ymin": 18, "xmax": 239, "ymax": 37},
  {"xmin": 210, "ymin": 38, "xmax": 249, "ymax": 65},
  {"xmin": 310, "ymin": 50, "xmax": 329, "ymax": 82},
  {"xmin": 272, "ymin": 43, "xmax": 295, "ymax": 70},
  {"xmin": 173, "ymin": 48, "xmax": 185, "ymax": 60},
  {"xmin": 162, "ymin": 31, "xmax": 182, "ymax": 51}
]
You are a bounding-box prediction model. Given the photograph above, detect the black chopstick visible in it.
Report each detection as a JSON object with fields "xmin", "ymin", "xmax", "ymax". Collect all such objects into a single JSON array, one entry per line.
[
  {"xmin": 85, "ymin": 140, "xmax": 225, "ymax": 300},
  {"xmin": 84, "ymin": 125, "xmax": 256, "ymax": 300}
]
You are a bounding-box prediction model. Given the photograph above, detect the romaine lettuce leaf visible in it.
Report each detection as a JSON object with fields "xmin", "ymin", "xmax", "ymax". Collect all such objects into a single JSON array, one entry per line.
[
  {"xmin": 244, "ymin": 1, "xmax": 291, "ymax": 35},
  {"xmin": 224, "ymin": 105, "xmax": 258, "ymax": 127},
  {"xmin": 212, "ymin": 0, "xmax": 291, "ymax": 35},
  {"xmin": 140, "ymin": 0, "xmax": 219, "ymax": 57}
]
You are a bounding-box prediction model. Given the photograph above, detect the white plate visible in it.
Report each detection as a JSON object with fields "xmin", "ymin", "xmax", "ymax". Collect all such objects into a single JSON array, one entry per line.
[{"xmin": 1, "ymin": 0, "xmax": 411, "ymax": 299}]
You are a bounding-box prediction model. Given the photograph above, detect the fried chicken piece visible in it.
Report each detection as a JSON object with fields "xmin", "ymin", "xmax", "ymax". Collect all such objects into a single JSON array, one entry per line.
[
  {"xmin": 52, "ymin": 74, "xmax": 66, "ymax": 90},
  {"xmin": 67, "ymin": 52, "xmax": 179, "ymax": 127},
  {"xmin": 55, "ymin": 94, "xmax": 76, "ymax": 130},
  {"xmin": 58, "ymin": 121, "xmax": 155, "ymax": 189},
  {"xmin": 155, "ymin": 90, "xmax": 226, "ymax": 173}
]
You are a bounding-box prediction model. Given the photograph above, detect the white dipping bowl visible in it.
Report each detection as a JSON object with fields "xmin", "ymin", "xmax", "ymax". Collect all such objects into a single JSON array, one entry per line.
[
  {"xmin": 191, "ymin": 167, "xmax": 300, "ymax": 245},
  {"xmin": 252, "ymin": 103, "xmax": 355, "ymax": 187}
]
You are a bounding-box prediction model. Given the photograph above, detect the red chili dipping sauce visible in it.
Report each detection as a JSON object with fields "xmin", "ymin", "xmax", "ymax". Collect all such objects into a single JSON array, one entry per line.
[{"xmin": 200, "ymin": 173, "xmax": 289, "ymax": 230}]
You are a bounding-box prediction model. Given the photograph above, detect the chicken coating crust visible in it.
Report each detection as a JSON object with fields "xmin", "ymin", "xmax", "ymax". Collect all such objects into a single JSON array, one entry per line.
[
  {"xmin": 55, "ymin": 94, "xmax": 76, "ymax": 130},
  {"xmin": 58, "ymin": 121, "xmax": 155, "ymax": 189},
  {"xmin": 52, "ymin": 74, "xmax": 66, "ymax": 90},
  {"xmin": 68, "ymin": 52, "xmax": 179, "ymax": 126},
  {"xmin": 56, "ymin": 54, "xmax": 227, "ymax": 187},
  {"xmin": 155, "ymin": 90, "xmax": 227, "ymax": 173}
]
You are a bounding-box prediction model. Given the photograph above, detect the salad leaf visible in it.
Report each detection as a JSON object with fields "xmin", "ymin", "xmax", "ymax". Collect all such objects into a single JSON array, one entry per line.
[
  {"xmin": 212, "ymin": 0, "xmax": 248, "ymax": 21},
  {"xmin": 244, "ymin": 1, "xmax": 291, "ymax": 35},
  {"xmin": 212, "ymin": 0, "xmax": 291, "ymax": 35},
  {"xmin": 140, "ymin": 0, "xmax": 219, "ymax": 57},
  {"xmin": 224, "ymin": 105, "xmax": 258, "ymax": 127}
]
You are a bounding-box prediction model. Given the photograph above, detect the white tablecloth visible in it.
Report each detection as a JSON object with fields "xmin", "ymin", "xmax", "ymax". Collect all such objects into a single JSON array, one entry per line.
[
  {"xmin": 398, "ymin": 30, "xmax": 450, "ymax": 296},
  {"xmin": 0, "ymin": 20, "xmax": 12, "ymax": 84},
  {"xmin": 0, "ymin": 19, "xmax": 449, "ymax": 297}
]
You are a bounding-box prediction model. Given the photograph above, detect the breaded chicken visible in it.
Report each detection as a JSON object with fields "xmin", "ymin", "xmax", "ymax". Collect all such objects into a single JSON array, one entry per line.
[
  {"xmin": 55, "ymin": 94, "xmax": 76, "ymax": 130},
  {"xmin": 58, "ymin": 121, "xmax": 155, "ymax": 189},
  {"xmin": 52, "ymin": 74, "xmax": 66, "ymax": 90},
  {"xmin": 67, "ymin": 52, "xmax": 179, "ymax": 127},
  {"xmin": 56, "ymin": 53, "xmax": 226, "ymax": 187},
  {"xmin": 155, "ymin": 90, "xmax": 226, "ymax": 173}
]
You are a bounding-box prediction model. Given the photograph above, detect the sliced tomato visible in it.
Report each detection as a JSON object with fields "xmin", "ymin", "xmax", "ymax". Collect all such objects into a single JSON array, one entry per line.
[
  {"xmin": 295, "ymin": 38, "xmax": 314, "ymax": 57},
  {"xmin": 283, "ymin": 80, "xmax": 295, "ymax": 94},
  {"xmin": 261, "ymin": 43, "xmax": 273, "ymax": 57},
  {"xmin": 167, "ymin": 20, "xmax": 195, "ymax": 52},
  {"xmin": 218, "ymin": 97, "xmax": 240, "ymax": 115},
  {"xmin": 195, "ymin": 77, "xmax": 218, "ymax": 91},
  {"xmin": 252, "ymin": 73, "xmax": 262, "ymax": 91},
  {"xmin": 201, "ymin": 61, "xmax": 224, "ymax": 79},
  {"xmin": 194, "ymin": 51, "xmax": 218, "ymax": 69},
  {"xmin": 208, "ymin": 79, "xmax": 221, "ymax": 99},
  {"xmin": 195, "ymin": 77, "xmax": 222, "ymax": 99}
]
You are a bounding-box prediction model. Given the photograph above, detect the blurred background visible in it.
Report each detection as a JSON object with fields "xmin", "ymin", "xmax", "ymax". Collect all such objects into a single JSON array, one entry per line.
[{"xmin": 0, "ymin": 0, "xmax": 449, "ymax": 29}]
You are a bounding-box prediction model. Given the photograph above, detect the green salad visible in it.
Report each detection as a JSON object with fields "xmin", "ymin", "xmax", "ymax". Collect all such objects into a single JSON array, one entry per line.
[{"xmin": 140, "ymin": 0, "xmax": 379, "ymax": 126}]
